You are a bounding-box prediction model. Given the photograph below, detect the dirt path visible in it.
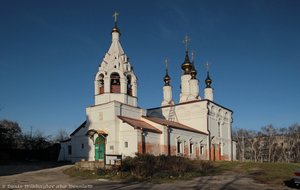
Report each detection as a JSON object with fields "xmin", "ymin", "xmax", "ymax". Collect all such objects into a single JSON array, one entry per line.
[{"xmin": 0, "ymin": 165, "xmax": 292, "ymax": 190}]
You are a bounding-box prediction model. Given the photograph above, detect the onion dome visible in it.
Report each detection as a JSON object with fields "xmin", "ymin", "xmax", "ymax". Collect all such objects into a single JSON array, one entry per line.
[
  {"xmin": 190, "ymin": 51, "xmax": 197, "ymax": 79},
  {"xmin": 112, "ymin": 26, "xmax": 121, "ymax": 34},
  {"xmin": 164, "ymin": 58, "xmax": 171, "ymax": 86},
  {"xmin": 181, "ymin": 51, "xmax": 193, "ymax": 75},
  {"xmin": 164, "ymin": 73, "xmax": 171, "ymax": 86},
  {"xmin": 191, "ymin": 66, "xmax": 197, "ymax": 79},
  {"xmin": 205, "ymin": 71, "xmax": 212, "ymax": 88}
]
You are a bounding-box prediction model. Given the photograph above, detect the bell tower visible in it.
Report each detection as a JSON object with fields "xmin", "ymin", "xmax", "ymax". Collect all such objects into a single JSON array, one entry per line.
[
  {"xmin": 94, "ymin": 12, "xmax": 137, "ymax": 107},
  {"xmin": 204, "ymin": 62, "xmax": 214, "ymax": 101}
]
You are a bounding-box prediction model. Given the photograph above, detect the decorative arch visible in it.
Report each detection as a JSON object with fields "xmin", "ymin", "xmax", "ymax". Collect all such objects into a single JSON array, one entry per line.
[
  {"xmin": 110, "ymin": 72, "xmax": 120, "ymax": 93},
  {"xmin": 218, "ymin": 109, "xmax": 223, "ymax": 119},
  {"xmin": 211, "ymin": 106, "xmax": 217, "ymax": 117},
  {"xmin": 95, "ymin": 136, "xmax": 105, "ymax": 160},
  {"xmin": 224, "ymin": 112, "xmax": 228, "ymax": 122}
]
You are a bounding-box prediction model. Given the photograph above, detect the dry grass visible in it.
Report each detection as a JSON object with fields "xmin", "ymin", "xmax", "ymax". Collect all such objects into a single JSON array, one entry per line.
[
  {"xmin": 63, "ymin": 166, "xmax": 100, "ymax": 179},
  {"xmin": 63, "ymin": 157, "xmax": 300, "ymax": 185}
]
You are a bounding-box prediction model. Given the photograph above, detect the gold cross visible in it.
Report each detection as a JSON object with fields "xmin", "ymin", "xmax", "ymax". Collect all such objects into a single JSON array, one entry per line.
[
  {"xmin": 113, "ymin": 11, "xmax": 119, "ymax": 24},
  {"xmin": 191, "ymin": 50, "xmax": 195, "ymax": 63},
  {"xmin": 182, "ymin": 35, "xmax": 190, "ymax": 51}
]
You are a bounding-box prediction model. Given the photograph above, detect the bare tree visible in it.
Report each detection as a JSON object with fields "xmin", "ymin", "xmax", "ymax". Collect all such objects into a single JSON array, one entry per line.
[
  {"xmin": 54, "ymin": 128, "xmax": 69, "ymax": 142},
  {"xmin": 0, "ymin": 119, "xmax": 22, "ymax": 149}
]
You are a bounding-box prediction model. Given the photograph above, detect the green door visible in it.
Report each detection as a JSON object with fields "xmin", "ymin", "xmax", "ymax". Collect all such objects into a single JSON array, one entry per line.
[{"xmin": 95, "ymin": 136, "xmax": 105, "ymax": 160}]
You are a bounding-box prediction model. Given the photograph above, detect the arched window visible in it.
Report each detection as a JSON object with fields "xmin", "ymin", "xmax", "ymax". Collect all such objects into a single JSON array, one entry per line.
[
  {"xmin": 110, "ymin": 73, "xmax": 120, "ymax": 93},
  {"xmin": 98, "ymin": 74, "xmax": 104, "ymax": 94},
  {"xmin": 127, "ymin": 75, "xmax": 132, "ymax": 96}
]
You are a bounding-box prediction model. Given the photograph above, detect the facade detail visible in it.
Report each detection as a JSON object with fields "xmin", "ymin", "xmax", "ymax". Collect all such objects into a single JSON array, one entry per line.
[{"xmin": 58, "ymin": 14, "xmax": 236, "ymax": 163}]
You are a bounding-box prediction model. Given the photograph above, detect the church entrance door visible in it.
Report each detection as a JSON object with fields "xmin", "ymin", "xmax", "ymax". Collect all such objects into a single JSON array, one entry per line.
[{"xmin": 95, "ymin": 136, "xmax": 105, "ymax": 160}]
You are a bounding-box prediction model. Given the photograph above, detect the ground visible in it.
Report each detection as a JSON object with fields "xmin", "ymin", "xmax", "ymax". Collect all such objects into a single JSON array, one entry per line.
[{"xmin": 0, "ymin": 162, "xmax": 297, "ymax": 190}]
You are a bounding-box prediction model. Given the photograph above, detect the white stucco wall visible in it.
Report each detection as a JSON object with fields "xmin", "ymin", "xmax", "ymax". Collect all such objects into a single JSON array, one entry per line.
[
  {"xmin": 119, "ymin": 122, "xmax": 138, "ymax": 157},
  {"xmin": 148, "ymin": 100, "xmax": 208, "ymax": 133}
]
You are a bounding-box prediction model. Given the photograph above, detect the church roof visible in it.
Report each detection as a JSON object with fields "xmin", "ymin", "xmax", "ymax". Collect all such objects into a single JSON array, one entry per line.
[
  {"xmin": 147, "ymin": 99, "xmax": 233, "ymax": 113},
  {"xmin": 70, "ymin": 121, "xmax": 87, "ymax": 136},
  {"xmin": 118, "ymin": 116, "xmax": 162, "ymax": 134},
  {"xmin": 143, "ymin": 116, "xmax": 208, "ymax": 135}
]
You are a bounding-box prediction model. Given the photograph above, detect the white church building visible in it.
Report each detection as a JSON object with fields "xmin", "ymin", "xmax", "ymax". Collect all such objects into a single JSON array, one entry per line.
[{"xmin": 58, "ymin": 14, "xmax": 236, "ymax": 163}]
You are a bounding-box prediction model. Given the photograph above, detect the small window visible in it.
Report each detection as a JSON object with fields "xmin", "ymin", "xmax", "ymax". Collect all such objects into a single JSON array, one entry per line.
[
  {"xmin": 110, "ymin": 145, "xmax": 114, "ymax": 150},
  {"xmin": 124, "ymin": 142, "xmax": 128, "ymax": 148},
  {"xmin": 190, "ymin": 143, "xmax": 194, "ymax": 154},
  {"xmin": 218, "ymin": 122, "xmax": 221, "ymax": 137},
  {"xmin": 200, "ymin": 145, "xmax": 204, "ymax": 155},
  {"xmin": 68, "ymin": 145, "xmax": 72, "ymax": 155},
  {"xmin": 177, "ymin": 141, "xmax": 182, "ymax": 154},
  {"xmin": 81, "ymin": 143, "xmax": 84, "ymax": 149}
]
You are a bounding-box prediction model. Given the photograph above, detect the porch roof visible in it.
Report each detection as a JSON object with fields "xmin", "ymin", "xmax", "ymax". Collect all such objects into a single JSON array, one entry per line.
[
  {"xmin": 118, "ymin": 116, "xmax": 162, "ymax": 134},
  {"xmin": 86, "ymin": 129, "xmax": 108, "ymax": 137}
]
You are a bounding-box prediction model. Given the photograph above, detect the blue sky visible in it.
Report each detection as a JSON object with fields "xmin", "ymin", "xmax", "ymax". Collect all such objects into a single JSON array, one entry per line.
[{"xmin": 0, "ymin": 0, "xmax": 299, "ymax": 136}]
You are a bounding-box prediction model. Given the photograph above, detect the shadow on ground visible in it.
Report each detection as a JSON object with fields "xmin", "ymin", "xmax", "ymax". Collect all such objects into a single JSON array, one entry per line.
[
  {"xmin": 0, "ymin": 161, "xmax": 71, "ymax": 176},
  {"xmin": 284, "ymin": 179, "xmax": 300, "ymax": 189}
]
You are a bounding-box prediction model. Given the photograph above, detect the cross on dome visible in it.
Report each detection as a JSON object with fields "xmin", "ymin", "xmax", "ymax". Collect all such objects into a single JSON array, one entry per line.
[
  {"xmin": 165, "ymin": 58, "xmax": 168, "ymax": 72},
  {"xmin": 205, "ymin": 61, "xmax": 210, "ymax": 72},
  {"xmin": 191, "ymin": 50, "xmax": 195, "ymax": 63},
  {"xmin": 183, "ymin": 35, "xmax": 191, "ymax": 51},
  {"xmin": 113, "ymin": 11, "xmax": 119, "ymax": 26}
]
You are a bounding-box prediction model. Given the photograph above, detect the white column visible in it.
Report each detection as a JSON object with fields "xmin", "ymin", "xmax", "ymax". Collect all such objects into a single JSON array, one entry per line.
[
  {"xmin": 204, "ymin": 88, "xmax": 214, "ymax": 101},
  {"xmin": 188, "ymin": 79, "xmax": 200, "ymax": 100},
  {"xmin": 94, "ymin": 80, "xmax": 99, "ymax": 95},
  {"xmin": 104, "ymin": 76, "xmax": 110, "ymax": 93},
  {"xmin": 120, "ymin": 78, "xmax": 126, "ymax": 94},
  {"xmin": 179, "ymin": 75, "xmax": 191, "ymax": 103},
  {"xmin": 132, "ymin": 81, "xmax": 137, "ymax": 97},
  {"xmin": 162, "ymin": 86, "xmax": 173, "ymax": 106}
]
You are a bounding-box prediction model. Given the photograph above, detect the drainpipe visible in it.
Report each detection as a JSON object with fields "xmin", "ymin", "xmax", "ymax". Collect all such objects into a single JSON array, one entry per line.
[
  {"xmin": 207, "ymin": 101, "xmax": 211, "ymax": 161},
  {"xmin": 167, "ymin": 125, "xmax": 171, "ymax": 157},
  {"xmin": 230, "ymin": 115, "xmax": 233, "ymax": 161}
]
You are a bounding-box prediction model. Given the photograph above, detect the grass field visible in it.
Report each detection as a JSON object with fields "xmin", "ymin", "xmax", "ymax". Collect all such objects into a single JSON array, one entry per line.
[{"xmin": 213, "ymin": 161, "xmax": 300, "ymax": 185}]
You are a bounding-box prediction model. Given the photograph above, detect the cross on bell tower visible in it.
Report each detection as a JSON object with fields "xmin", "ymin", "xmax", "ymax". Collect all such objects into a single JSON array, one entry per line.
[{"xmin": 113, "ymin": 11, "xmax": 119, "ymax": 27}]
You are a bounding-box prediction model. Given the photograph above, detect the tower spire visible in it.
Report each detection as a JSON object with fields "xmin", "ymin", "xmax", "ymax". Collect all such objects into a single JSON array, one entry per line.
[
  {"xmin": 162, "ymin": 58, "xmax": 174, "ymax": 106},
  {"xmin": 112, "ymin": 11, "xmax": 120, "ymax": 34},
  {"xmin": 181, "ymin": 35, "xmax": 193, "ymax": 75},
  {"xmin": 205, "ymin": 61, "xmax": 212, "ymax": 88},
  {"xmin": 164, "ymin": 58, "xmax": 171, "ymax": 86},
  {"xmin": 204, "ymin": 61, "xmax": 214, "ymax": 101},
  {"xmin": 190, "ymin": 50, "xmax": 197, "ymax": 79}
]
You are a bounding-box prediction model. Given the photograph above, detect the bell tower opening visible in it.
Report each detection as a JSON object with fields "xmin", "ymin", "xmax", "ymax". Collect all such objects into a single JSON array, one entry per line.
[
  {"xmin": 110, "ymin": 72, "xmax": 120, "ymax": 93},
  {"xmin": 98, "ymin": 74, "xmax": 104, "ymax": 95},
  {"xmin": 127, "ymin": 75, "xmax": 132, "ymax": 96}
]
